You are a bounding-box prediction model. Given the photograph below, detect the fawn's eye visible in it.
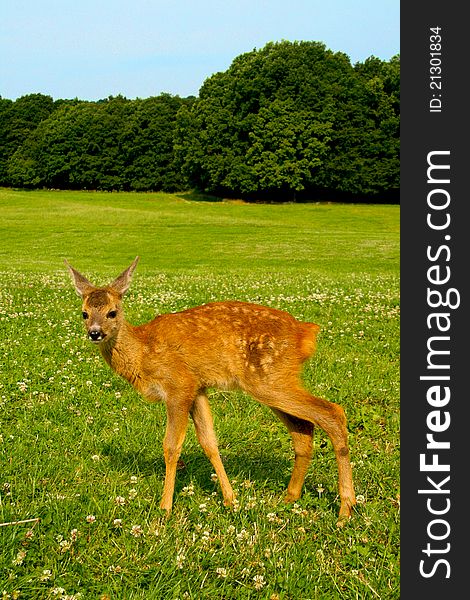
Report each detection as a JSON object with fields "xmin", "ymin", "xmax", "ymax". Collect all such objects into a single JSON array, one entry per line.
[
  {"xmin": 82, "ymin": 311, "xmax": 89, "ymax": 320},
  {"xmin": 107, "ymin": 310, "xmax": 117, "ymax": 319}
]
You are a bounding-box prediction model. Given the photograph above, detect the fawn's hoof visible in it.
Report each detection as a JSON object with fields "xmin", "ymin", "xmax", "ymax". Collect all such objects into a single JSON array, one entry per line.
[
  {"xmin": 223, "ymin": 495, "xmax": 235, "ymax": 507},
  {"xmin": 336, "ymin": 514, "xmax": 351, "ymax": 527},
  {"xmin": 283, "ymin": 491, "xmax": 301, "ymax": 504},
  {"xmin": 336, "ymin": 499, "xmax": 356, "ymax": 526},
  {"xmin": 159, "ymin": 502, "xmax": 172, "ymax": 518}
]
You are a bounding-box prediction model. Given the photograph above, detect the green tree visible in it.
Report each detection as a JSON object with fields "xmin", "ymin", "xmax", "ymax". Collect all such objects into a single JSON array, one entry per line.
[
  {"xmin": 314, "ymin": 55, "xmax": 400, "ymax": 198},
  {"xmin": 121, "ymin": 94, "xmax": 191, "ymax": 192},
  {"xmin": 245, "ymin": 98, "xmax": 332, "ymax": 199},
  {"xmin": 176, "ymin": 41, "xmax": 399, "ymax": 200},
  {"xmin": 176, "ymin": 41, "xmax": 346, "ymax": 198},
  {"xmin": 0, "ymin": 93, "xmax": 55, "ymax": 185},
  {"xmin": 0, "ymin": 97, "xmax": 14, "ymax": 184},
  {"xmin": 8, "ymin": 94, "xmax": 190, "ymax": 191},
  {"xmin": 8, "ymin": 98, "xmax": 131, "ymax": 189}
]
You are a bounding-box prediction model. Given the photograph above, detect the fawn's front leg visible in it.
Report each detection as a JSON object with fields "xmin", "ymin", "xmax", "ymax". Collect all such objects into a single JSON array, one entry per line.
[
  {"xmin": 191, "ymin": 392, "xmax": 235, "ymax": 506},
  {"xmin": 160, "ymin": 399, "xmax": 191, "ymax": 515}
]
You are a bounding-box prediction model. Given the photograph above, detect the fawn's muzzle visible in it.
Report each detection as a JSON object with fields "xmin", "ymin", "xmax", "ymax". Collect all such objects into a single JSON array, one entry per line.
[{"xmin": 88, "ymin": 328, "xmax": 105, "ymax": 342}]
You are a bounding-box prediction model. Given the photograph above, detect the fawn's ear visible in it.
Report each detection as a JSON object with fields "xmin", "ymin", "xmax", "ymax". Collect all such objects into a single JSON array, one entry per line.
[
  {"xmin": 110, "ymin": 256, "xmax": 140, "ymax": 296},
  {"xmin": 65, "ymin": 260, "xmax": 96, "ymax": 298}
]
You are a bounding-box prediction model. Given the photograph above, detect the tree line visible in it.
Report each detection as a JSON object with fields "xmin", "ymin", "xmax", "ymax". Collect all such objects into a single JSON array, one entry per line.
[{"xmin": 0, "ymin": 41, "xmax": 399, "ymax": 201}]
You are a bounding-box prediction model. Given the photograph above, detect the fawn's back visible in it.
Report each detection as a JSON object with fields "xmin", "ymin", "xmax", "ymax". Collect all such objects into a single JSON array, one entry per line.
[{"xmin": 131, "ymin": 300, "xmax": 320, "ymax": 396}]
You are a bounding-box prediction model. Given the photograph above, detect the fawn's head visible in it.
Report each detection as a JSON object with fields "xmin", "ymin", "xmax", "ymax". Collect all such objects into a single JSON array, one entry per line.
[{"xmin": 65, "ymin": 257, "xmax": 139, "ymax": 344}]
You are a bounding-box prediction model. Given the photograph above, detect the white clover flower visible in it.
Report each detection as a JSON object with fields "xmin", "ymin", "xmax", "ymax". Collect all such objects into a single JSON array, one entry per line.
[
  {"xmin": 59, "ymin": 539, "xmax": 72, "ymax": 553},
  {"xmin": 51, "ymin": 587, "xmax": 66, "ymax": 596},
  {"xmin": 40, "ymin": 569, "xmax": 52, "ymax": 581},
  {"xmin": 176, "ymin": 553, "xmax": 186, "ymax": 569},
  {"xmin": 85, "ymin": 514, "xmax": 96, "ymax": 523},
  {"xmin": 12, "ymin": 550, "xmax": 26, "ymax": 565},
  {"xmin": 267, "ymin": 512, "xmax": 277, "ymax": 522},
  {"xmin": 115, "ymin": 495, "xmax": 126, "ymax": 506},
  {"xmin": 216, "ymin": 567, "xmax": 227, "ymax": 578},
  {"xmin": 181, "ymin": 483, "xmax": 194, "ymax": 496},
  {"xmin": 108, "ymin": 564, "xmax": 122, "ymax": 574},
  {"xmin": 130, "ymin": 524, "xmax": 143, "ymax": 537},
  {"xmin": 246, "ymin": 497, "xmax": 257, "ymax": 509},
  {"xmin": 253, "ymin": 575, "xmax": 266, "ymax": 590}
]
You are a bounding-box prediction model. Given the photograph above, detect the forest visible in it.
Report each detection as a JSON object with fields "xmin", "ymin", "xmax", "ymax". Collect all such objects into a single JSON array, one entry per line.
[{"xmin": 0, "ymin": 41, "xmax": 399, "ymax": 202}]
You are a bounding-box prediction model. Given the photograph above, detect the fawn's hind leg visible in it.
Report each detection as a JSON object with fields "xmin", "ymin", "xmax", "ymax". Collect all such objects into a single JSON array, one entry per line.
[
  {"xmin": 191, "ymin": 392, "xmax": 235, "ymax": 506},
  {"xmin": 257, "ymin": 384, "xmax": 356, "ymax": 520},
  {"xmin": 270, "ymin": 408, "xmax": 314, "ymax": 503}
]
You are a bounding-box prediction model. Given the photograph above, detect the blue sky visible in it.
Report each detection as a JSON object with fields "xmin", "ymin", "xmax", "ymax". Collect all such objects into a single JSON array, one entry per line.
[{"xmin": 1, "ymin": 0, "xmax": 399, "ymax": 101}]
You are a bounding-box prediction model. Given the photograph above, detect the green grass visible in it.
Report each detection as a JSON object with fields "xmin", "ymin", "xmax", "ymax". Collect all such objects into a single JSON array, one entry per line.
[
  {"xmin": 0, "ymin": 189, "xmax": 398, "ymax": 275},
  {"xmin": 0, "ymin": 189, "xmax": 399, "ymax": 599}
]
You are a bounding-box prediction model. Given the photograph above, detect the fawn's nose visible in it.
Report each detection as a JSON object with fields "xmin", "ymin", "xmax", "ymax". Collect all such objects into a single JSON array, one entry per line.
[{"xmin": 88, "ymin": 328, "xmax": 104, "ymax": 342}]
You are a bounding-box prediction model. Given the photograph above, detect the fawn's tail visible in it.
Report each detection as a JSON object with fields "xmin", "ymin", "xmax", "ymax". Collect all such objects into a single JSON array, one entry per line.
[{"xmin": 297, "ymin": 322, "xmax": 320, "ymax": 362}]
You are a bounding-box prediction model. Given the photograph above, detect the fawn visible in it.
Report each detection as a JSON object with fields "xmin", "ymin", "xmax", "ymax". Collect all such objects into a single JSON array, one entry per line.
[{"xmin": 66, "ymin": 257, "xmax": 356, "ymax": 521}]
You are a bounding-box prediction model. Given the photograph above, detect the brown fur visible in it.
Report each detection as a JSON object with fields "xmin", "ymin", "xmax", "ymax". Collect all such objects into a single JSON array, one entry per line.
[{"xmin": 66, "ymin": 257, "xmax": 356, "ymax": 522}]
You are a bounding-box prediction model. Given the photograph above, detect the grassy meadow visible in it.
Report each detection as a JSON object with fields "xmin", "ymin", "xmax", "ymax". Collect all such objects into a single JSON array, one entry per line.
[{"xmin": 0, "ymin": 189, "xmax": 400, "ymax": 599}]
